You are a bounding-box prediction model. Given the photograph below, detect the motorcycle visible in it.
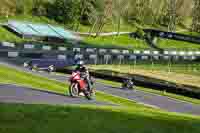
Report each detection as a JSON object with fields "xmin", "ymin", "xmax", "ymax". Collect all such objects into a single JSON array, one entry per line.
[
  {"xmin": 122, "ymin": 78, "xmax": 135, "ymax": 90},
  {"xmin": 47, "ymin": 65, "xmax": 55, "ymax": 73},
  {"xmin": 69, "ymin": 71, "xmax": 95, "ymax": 100}
]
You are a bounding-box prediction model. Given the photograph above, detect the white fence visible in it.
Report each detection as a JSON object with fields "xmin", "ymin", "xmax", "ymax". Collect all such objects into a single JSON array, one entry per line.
[
  {"xmin": 42, "ymin": 46, "xmax": 51, "ymax": 50},
  {"xmin": 24, "ymin": 44, "xmax": 34, "ymax": 49},
  {"xmin": 2, "ymin": 42, "xmax": 15, "ymax": 48},
  {"xmin": 8, "ymin": 52, "xmax": 18, "ymax": 57}
]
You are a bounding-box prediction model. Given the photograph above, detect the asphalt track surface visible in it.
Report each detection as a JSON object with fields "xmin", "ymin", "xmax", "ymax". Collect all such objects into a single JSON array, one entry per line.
[
  {"xmin": 1, "ymin": 60, "xmax": 200, "ymax": 116},
  {"xmin": 0, "ymin": 84, "xmax": 112, "ymax": 106}
]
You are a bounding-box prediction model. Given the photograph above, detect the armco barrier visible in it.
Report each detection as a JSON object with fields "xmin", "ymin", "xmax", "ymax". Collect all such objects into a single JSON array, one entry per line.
[
  {"xmin": 1, "ymin": 49, "xmax": 200, "ymax": 62},
  {"xmin": 57, "ymin": 68, "xmax": 200, "ymax": 99}
]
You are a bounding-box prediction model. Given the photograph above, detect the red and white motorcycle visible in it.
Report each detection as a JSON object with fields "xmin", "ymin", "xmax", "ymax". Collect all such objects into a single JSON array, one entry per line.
[{"xmin": 68, "ymin": 71, "xmax": 95, "ymax": 100}]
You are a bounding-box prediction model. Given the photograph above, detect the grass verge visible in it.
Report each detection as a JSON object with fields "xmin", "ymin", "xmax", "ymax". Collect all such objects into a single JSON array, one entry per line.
[
  {"xmin": 0, "ymin": 65, "xmax": 68, "ymax": 94},
  {"xmin": 0, "ymin": 103, "xmax": 200, "ymax": 133},
  {"xmin": 157, "ymin": 39, "xmax": 200, "ymax": 50},
  {"xmin": 84, "ymin": 35, "xmax": 149, "ymax": 50},
  {"xmin": 84, "ymin": 35, "xmax": 200, "ymax": 50},
  {"xmin": 0, "ymin": 27, "xmax": 23, "ymax": 42}
]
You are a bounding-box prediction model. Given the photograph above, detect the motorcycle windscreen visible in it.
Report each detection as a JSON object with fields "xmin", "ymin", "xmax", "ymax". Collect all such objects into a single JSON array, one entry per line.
[{"xmin": 72, "ymin": 72, "xmax": 81, "ymax": 80}]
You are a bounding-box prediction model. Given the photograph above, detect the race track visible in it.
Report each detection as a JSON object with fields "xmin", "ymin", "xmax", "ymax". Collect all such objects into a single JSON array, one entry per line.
[
  {"xmin": 1, "ymin": 60, "xmax": 200, "ymax": 116},
  {"xmin": 0, "ymin": 84, "xmax": 113, "ymax": 106}
]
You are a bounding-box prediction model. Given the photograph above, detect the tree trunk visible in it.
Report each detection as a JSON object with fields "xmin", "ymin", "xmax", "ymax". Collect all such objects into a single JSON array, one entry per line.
[
  {"xmin": 117, "ymin": 14, "xmax": 121, "ymax": 36},
  {"xmin": 89, "ymin": 17, "xmax": 98, "ymax": 36}
]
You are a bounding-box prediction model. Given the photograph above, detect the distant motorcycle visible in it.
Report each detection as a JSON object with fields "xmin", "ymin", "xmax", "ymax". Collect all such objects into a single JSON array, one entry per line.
[
  {"xmin": 68, "ymin": 71, "xmax": 95, "ymax": 100},
  {"xmin": 47, "ymin": 65, "xmax": 55, "ymax": 73},
  {"xmin": 122, "ymin": 78, "xmax": 135, "ymax": 90}
]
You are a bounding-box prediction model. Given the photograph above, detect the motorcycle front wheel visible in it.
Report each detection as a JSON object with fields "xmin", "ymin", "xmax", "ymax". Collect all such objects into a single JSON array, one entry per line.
[{"xmin": 69, "ymin": 83, "xmax": 79, "ymax": 97}]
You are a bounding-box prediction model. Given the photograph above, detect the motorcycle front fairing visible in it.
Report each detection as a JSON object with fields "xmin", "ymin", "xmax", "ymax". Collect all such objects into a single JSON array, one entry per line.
[
  {"xmin": 77, "ymin": 79, "xmax": 86, "ymax": 90},
  {"xmin": 70, "ymin": 72, "xmax": 87, "ymax": 90}
]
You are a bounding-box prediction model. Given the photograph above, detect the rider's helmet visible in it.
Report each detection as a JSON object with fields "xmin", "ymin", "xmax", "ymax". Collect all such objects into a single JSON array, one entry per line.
[{"xmin": 77, "ymin": 60, "xmax": 84, "ymax": 67}]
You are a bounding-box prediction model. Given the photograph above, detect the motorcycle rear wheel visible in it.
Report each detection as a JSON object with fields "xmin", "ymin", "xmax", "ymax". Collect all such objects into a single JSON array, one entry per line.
[{"xmin": 84, "ymin": 89, "xmax": 95, "ymax": 100}]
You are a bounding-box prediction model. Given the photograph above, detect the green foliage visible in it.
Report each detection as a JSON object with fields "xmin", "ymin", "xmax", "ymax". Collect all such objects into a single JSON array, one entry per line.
[
  {"xmin": 0, "ymin": 27, "xmax": 23, "ymax": 42},
  {"xmin": 15, "ymin": 0, "xmax": 25, "ymax": 15},
  {"xmin": 32, "ymin": 0, "xmax": 48, "ymax": 16},
  {"xmin": 47, "ymin": 0, "xmax": 81, "ymax": 26},
  {"xmin": 0, "ymin": 65, "xmax": 67, "ymax": 94},
  {"xmin": 135, "ymin": 27, "xmax": 145, "ymax": 39},
  {"xmin": 80, "ymin": 0, "xmax": 97, "ymax": 25},
  {"xmin": 84, "ymin": 35, "xmax": 148, "ymax": 50},
  {"xmin": 0, "ymin": 0, "xmax": 196, "ymax": 29}
]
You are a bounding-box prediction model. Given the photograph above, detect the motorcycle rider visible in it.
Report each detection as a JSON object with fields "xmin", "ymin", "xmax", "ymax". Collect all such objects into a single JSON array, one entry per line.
[
  {"xmin": 48, "ymin": 65, "xmax": 55, "ymax": 73},
  {"xmin": 122, "ymin": 77, "xmax": 134, "ymax": 90},
  {"xmin": 75, "ymin": 60, "xmax": 92, "ymax": 92}
]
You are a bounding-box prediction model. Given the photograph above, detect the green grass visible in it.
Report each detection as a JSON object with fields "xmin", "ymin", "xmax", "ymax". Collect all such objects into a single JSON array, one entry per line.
[
  {"xmin": 0, "ymin": 103, "xmax": 200, "ymax": 133},
  {"xmin": 83, "ymin": 35, "xmax": 200, "ymax": 50},
  {"xmin": 84, "ymin": 35, "xmax": 149, "ymax": 50},
  {"xmin": 97, "ymin": 79, "xmax": 200, "ymax": 105},
  {"xmin": 0, "ymin": 65, "xmax": 68, "ymax": 94},
  {"xmin": 0, "ymin": 27, "xmax": 23, "ymax": 42},
  {"xmin": 157, "ymin": 39, "xmax": 200, "ymax": 50},
  {"xmin": 179, "ymin": 31, "xmax": 200, "ymax": 37},
  {"xmin": 83, "ymin": 34, "xmax": 200, "ymax": 50},
  {"xmin": 78, "ymin": 23, "xmax": 136, "ymax": 33}
]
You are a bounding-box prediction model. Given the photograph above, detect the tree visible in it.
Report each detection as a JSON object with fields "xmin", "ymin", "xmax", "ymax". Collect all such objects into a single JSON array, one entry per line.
[
  {"xmin": 95, "ymin": 0, "xmax": 113, "ymax": 36},
  {"xmin": 80, "ymin": 0, "xmax": 96, "ymax": 25},
  {"xmin": 88, "ymin": 0, "xmax": 111, "ymax": 36},
  {"xmin": 113, "ymin": 0, "xmax": 130, "ymax": 35},
  {"xmin": 47, "ymin": 0, "xmax": 81, "ymax": 27},
  {"xmin": 16, "ymin": 0, "xmax": 25, "ymax": 15},
  {"xmin": 192, "ymin": 0, "xmax": 200, "ymax": 32},
  {"xmin": 32, "ymin": 0, "xmax": 47, "ymax": 16},
  {"xmin": 74, "ymin": 0, "xmax": 96, "ymax": 31},
  {"xmin": 167, "ymin": 0, "xmax": 177, "ymax": 32},
  {"xmin": 0, "ymin": 0, "xmax": 16, "ymax": 17}
]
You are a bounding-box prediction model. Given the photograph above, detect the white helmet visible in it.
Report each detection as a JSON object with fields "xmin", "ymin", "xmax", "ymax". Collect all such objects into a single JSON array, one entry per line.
[{"xmin": 77, "ymin": 60, "xmax": 84, "ymax": 66}]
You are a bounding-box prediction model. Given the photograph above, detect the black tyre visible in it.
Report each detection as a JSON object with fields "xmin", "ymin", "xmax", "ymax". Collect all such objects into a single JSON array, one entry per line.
[
  {"xmin": 33, "ymin": 64, "xmax": 38, "ymax": 71},
  {"xmin": 127, "ymin": 84, "xmax": 133, "ymax": 89},
  {"xmin": 69, "ymin": 83, "xmax": 79, "ymax": 97},
  {"xmin": 84, "ymin": 89, "xmax": 95, "ymax": 100}
]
